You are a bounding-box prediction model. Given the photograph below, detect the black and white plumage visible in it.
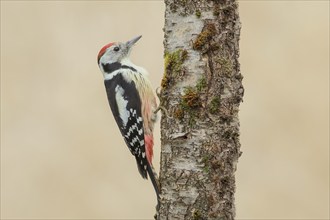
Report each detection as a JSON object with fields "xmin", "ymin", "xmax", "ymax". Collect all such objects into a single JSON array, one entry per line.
[
  {"xmin": 97, "ymin": 36, "xmax": 160, "ymax": 203},
  {"xmin": 104, "ymin": 73, "xmax": 148, "ymax": 178}
]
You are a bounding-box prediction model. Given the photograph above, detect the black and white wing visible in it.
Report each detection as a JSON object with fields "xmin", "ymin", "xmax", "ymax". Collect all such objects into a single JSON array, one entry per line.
[{"xmin": 104, "ymin": 74, "xmax": 148, "ymax": 179}]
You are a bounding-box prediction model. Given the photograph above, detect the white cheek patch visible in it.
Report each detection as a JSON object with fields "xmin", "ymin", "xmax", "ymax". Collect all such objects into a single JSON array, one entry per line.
[
  {"xmin": 115, "ymin": 85, "xmax": 130, "ymax": 127},
  {"xmin": 103, "ymin": 70, "xmax": 120, "ymax": 80}
]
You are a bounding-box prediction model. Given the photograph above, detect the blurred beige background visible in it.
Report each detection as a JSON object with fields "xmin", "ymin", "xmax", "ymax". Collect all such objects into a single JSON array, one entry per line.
[{"xmin": 1, "ymin": 1, "xmax": 328, "ymax": 219}]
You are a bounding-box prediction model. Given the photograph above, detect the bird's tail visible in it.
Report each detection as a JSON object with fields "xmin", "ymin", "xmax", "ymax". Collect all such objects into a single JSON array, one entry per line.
[{"xmin": 147, "ymin": 162, "xmax": 160, "ymax": 206}]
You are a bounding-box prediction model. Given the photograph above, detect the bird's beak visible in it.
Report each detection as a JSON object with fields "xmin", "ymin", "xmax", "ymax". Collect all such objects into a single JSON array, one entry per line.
[{"xmin": 126, "ymin": 35, "xmax": 142, "ymax": 49}]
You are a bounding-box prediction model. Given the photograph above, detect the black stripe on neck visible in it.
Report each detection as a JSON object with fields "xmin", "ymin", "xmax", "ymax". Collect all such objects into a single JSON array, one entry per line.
[{"xmin": 102, "ymin": 62, "xmax": 137, "ymax": 74}]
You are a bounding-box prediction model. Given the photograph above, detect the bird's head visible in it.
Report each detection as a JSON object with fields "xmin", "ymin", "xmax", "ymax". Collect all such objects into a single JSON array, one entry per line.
[{"xmin": 97, "ymin": 35, "xmax": 142, "ymax": 66}]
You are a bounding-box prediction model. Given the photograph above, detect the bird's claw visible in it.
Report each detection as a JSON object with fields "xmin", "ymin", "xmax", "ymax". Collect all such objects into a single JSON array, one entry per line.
[
  {"xmin": 154, "ymin": 87, "xmax": 172, "ymax": 119},
  {"xmin": 154, "ymin": 106, "xmax": 172, "ymax": 119},
  {"xmin": 156, "ymin": 87, "xmax": 161, "ymax": 99}
]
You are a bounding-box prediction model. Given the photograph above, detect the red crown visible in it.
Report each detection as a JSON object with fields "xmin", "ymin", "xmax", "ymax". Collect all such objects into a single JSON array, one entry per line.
[{"xmin": 97, "ymin": 42, "xmax": 114, "ymax": 63}]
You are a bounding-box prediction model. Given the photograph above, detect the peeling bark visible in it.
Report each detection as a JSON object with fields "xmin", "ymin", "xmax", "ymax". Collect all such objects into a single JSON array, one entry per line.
[{"xmin": 157, "ymin": 0, "xmax": 243, "ymax": 219}]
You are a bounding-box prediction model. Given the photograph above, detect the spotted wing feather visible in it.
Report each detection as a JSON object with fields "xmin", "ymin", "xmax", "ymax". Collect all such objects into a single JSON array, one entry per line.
[{"xmin": 104, "ymin": 74, "xmax": 148, "ymax": 179}]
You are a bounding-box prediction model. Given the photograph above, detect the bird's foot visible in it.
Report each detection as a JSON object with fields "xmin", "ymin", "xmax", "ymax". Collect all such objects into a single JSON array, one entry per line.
[{"xmin": 154, "ymin": 87, "xmax": 172, "ymax": 119}]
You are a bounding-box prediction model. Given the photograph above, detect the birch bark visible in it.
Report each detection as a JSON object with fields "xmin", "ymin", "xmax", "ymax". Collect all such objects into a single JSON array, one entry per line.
[{"xmin": 157, "ymin": 0, "xmax": 243, "ymax": 219}]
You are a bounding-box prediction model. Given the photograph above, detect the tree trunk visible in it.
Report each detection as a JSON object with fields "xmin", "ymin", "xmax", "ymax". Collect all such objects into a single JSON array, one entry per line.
[{"xmin": 157, "ymin": 0, "xmax": 243, "ymax": 219}]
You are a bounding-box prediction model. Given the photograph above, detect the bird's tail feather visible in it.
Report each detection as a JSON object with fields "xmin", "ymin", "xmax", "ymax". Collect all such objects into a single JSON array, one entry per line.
[
  {"xmin": 147, "ymin": 162, "xmax": 160, "ymax": 206},
  {"xmin": 135, "ymin": 158, "xmax": 148, "ymax": 179}
]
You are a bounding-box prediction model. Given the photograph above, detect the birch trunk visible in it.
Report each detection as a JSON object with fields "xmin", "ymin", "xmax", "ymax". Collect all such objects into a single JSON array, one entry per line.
[{"xmin": 157, "ymin": 0, "xmax": 243, "ymax": 219}]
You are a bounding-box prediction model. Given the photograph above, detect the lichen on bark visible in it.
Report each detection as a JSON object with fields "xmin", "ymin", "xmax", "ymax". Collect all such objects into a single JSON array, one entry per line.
[{"xmin": 158, "ymin": 0, "xmax": 243, "ymax": 219}]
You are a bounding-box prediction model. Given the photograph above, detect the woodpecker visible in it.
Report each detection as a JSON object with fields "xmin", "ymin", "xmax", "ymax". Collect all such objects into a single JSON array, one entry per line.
[{"xmin": 97, "ymin": 35, "xmax": 160, "ymax": 203}]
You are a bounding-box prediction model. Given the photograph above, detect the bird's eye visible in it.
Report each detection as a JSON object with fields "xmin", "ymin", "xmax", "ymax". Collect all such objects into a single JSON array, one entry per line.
[{"xmin": 114, "ymin": 47, "xmax": 120, "ymax": 52}]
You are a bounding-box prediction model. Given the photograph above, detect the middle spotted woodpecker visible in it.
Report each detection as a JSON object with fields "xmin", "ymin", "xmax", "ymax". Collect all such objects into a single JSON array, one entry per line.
[{"xmin": 97, "ymin": 35, "xmax": 160, "ymax": 204}]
